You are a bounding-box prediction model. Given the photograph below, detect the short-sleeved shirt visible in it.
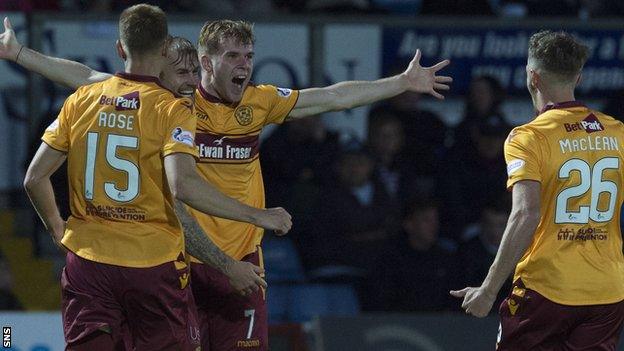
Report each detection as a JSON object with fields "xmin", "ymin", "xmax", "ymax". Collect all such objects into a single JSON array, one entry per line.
[
  {"xmin": 504, "ymin": 101, "xmax": 624, "ymax": 305},
  {"xmin": 190, "ymin": 84, "xmax": 299, "ymax": 260},
  {"xmin": 42, "ymin": 72, "xmax": 198, "ymax": 268}
]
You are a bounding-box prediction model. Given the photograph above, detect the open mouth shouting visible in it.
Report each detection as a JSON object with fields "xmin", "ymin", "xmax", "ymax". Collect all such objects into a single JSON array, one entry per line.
[{"xmin": 231, "ymin": 74, "xmax": 248, "ymax": 91}]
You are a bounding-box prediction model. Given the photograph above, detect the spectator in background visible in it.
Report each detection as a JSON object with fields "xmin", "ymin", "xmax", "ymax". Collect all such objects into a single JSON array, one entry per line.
[
  {"xmin": 452, "ymin": 75, "xmax": 506, "ymax": 149},
  {"xmin": 367, "ymin": 111, "xmax": 438, "ymax": 205},
  {"xmin": 368, "ymin": 78, "xmax": 449, "ymax": 199},
  {"xmin": 262, "ymin": 115, "xmax": 340, "ymax": 205},
  {"xmin": 297, "ymin": 146, "xmax": 400, "ymax": 307},
  {"xmin": 457, "ymin": 192, "xmax": 512, "ymax": 311},
  {"xmin": 262, "ymin": 117, "xmax": 340, "ymax": 266},
  {"xmin": 440, "ymin": 113, "xmax": 512, "ymax": 239},
  {"xmin": 373, "ymin": 197, "xmax": 458, "ymax": 312},
  {"xmin": 367, "ymin": 112, "xmax": 405, "ymax": 200},
  {"xmin": 0, "ymin": 255, "xmax": 22, "ymax": 310}
]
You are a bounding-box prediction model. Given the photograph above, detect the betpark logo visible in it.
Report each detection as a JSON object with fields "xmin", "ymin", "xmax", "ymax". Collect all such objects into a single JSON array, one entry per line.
[
  {"xmin": 564, "ymin": 114, "xmax": 604, "ymax": 134},
  {"xmin": 99, "ymin": 91, "xmax": 141, "ymax": 111}
]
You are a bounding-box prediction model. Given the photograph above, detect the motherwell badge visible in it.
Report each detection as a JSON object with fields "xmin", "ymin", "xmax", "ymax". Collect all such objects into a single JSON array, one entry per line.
[{"xmin": 234, "ymin": 105, "xmax": 253, "ymax": 126}]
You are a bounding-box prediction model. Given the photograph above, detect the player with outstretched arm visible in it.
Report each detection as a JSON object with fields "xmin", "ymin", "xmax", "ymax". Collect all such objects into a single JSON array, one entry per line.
[{"xmin": 451, "ymin": 30, "xmax": 624, "ymax": 351}]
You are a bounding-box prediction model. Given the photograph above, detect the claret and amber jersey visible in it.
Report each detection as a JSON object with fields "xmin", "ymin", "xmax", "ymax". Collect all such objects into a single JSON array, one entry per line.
[
  {"xmin": 190, "ymin": 84, "xmax": 299, "ymax": 261},
  {"xmin": 505, "ymin": 101, "xmax": 624, "ymax": 305},
  {"xmin": 42, "ymin": 72, "xmax": 198, "ymax": 268}
]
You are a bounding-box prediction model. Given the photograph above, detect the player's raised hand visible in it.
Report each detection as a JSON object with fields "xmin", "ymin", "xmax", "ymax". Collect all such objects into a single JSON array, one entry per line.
[
  {"xmin": 256, "ymin": 207, "xmax": 292, "ymax": 235},
  {"xmin": 450, "ymin": 286, "xmax": 497, "ymax": 318},
  {"xmin": 225, "ymin": 260, "xmax": 267, "ymax": 296},
  {"xmin": 402, "ymin": 49, "xmax": 452, "ymax": 100},
  {"xmin": 0, "ymin": 17, "xmax": 22, "ymax": 61}
]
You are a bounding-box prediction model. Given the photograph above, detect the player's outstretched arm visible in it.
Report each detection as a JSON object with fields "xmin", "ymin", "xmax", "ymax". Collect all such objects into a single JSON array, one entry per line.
[
  {"xmin": 1, "ymin": 17, "xmax": 111, "ymax": 89},
  {"xmin": 164, "ymin": 153, "xmax": 292, "ymax": 234},
  {"xmin": 450, "ymin": 180, "xmax": 541, "ymax": 317},
  {"xmin": 173, "ymin": 200, "xmax": 267, "ymax": 295},
  {"xmin": 23, "ymin": 143, "xmax": 68, "ymax": 251},
  {"xmin": 287, "ymin": 49, "xmax": 452, "ymax": 120}
]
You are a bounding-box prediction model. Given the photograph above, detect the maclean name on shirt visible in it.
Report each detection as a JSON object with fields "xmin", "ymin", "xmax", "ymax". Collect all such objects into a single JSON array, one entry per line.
[{"xmin": 559, "ymin": 136, "xmax": 619, "ymax": 154}]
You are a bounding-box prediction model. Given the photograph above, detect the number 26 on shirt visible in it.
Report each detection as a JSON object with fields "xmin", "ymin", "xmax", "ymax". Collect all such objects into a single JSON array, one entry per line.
[{"xmin": 555, "ymin": 157, "xmax": 619, "ymax": 224}]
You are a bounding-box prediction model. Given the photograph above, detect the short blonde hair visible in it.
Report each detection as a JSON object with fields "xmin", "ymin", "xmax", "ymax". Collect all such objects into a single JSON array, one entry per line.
[
  {"xmin": 168, "ymin": 36, "xmax": 198, "ymax": 66},
  {"xmin": 119, "ymin": 4, "xmax": 168, "ymax": 55},
  {"xmin": 198, "ymin": 20, "xmax": 254, "ymax": 55},
  {"xmin": 528, "ymin": 30, "xmax": 589, "ymax": 83}
]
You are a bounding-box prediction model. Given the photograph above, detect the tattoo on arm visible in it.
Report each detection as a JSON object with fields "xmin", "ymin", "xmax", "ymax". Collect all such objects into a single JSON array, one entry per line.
[{"xmin": 173, "ymin": 200, "xmax": 233, "ymax": 273}]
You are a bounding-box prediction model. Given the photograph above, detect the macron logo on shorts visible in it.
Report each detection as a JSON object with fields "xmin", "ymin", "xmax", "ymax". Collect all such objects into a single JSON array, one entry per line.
[{"xmin": 100, "ymin": 91, "xmax": 141, "ymax": 111}]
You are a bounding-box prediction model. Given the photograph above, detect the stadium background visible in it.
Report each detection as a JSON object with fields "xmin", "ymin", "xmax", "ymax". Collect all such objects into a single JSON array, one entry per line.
[{"xmin": 1, "ymin": 1, "xmax": 624, "ymax": 350}]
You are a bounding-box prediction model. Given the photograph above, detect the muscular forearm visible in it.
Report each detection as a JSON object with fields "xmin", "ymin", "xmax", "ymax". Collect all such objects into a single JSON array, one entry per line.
[
  {"xmin": 177, "ymin": 172, "xmax": 261, "ymax": 226},
  {"xmin": 18, "ymin": 47, "xmax": 108, "ymax": 89},
  {"xmin": 173, "ymin": 200, "xmax": 234, "ymax": 274},
  {"xmin": 289, "ymin": 74, "xmax": 407, "ymax": 119},
  {"xmin": 325, "ymin": 74, "xmax": 406, "ymax": 110},
  {"xmin": 482, "ymin": 210, "xmax": 540, "ymax": 295},
  {"xmin": 23, "ymin": 177, "xmax": 64, "ymax": 231}
]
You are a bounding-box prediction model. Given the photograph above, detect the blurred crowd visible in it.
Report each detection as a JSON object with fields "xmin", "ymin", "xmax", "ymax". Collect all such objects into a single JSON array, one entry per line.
[
  {"xmin": 1, "ymin": 0, "xmax": 624, "ymax": 18},
  {"xmin": 262, "ymin": 74, "xmax": 516, "ymax": 313}
]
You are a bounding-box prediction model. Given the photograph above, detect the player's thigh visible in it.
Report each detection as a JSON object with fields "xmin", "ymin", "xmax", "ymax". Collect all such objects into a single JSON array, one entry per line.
[
  {"xmin": 61, "ymin": 252, "xmax": 127, "ymax": 348},
  {"xmin": 191, "ymin": 251, "xmax": 267, "ymax": 351},
  {"xmin": 65, "ymin": 331, "xmax": 117, "ymax": 351},
  {"xmin": 123, "ymin": 260, "xmax": 201, "ymax": 351},
  {"xmin": 497, "ymin": 285, "xmax": 572, "ymax": 350},
  {"xmin": 206, "ymin": 287, "xmax": 268, "ymax": 351},
  {"xmin": 563, "ymin": 300, "xmax": 624, "ymax": 351}
]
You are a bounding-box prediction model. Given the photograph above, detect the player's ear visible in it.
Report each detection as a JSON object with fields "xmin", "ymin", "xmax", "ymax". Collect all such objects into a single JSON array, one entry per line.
[
  {"xmin": 200, "ymin": 55, "xmax": 213, "ymax": 75},
  {"xmin": 529, "ymin": 69, "xmax": 539, "ymax": 90},
  {"xmin": 575, "ymin": 73, "xmax": 582, "ymax": 87},
  {"xmin": 116, "ymin": 40, "xmax": 127, "ymax": 61}
]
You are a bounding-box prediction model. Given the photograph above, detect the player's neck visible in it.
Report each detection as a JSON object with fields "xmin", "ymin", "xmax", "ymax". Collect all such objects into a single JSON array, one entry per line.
[
  {"xmin": 535, "ymin": 88, "xmax": 576, "ymax": 112},
  {"xmin": 200, "ymin": 76, "xmax": 220, "ymax": 98},
  {"xmin": 200, "ymin": 76, "xmax": 235, "ymax": 103},
  {"xmin": 124, "ymin": 56, "xmax": 163, "ymax": 79}
]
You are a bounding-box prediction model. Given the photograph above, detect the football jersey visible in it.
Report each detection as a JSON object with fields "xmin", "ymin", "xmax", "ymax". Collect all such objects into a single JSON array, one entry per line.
[
  {"xmin": 505, "ymin": 101, "xmax": 624, "ymax": 305},
  {"xmin": 189, "ymin": 84, "xmax": 299, "ymax": 260},
  {"xmin": 42, "ymin": 72, "xmax": 198, "ymax": 268}
]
